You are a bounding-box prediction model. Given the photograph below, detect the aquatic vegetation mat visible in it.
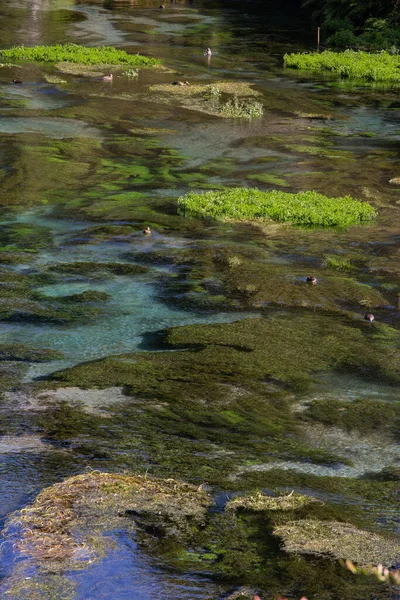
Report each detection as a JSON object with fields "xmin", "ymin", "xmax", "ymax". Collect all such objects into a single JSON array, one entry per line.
[
  {"xmin": 0, "ymin": 44, "xmax": 160, "ymax": 68},
  {"xmin": 4, "ymin": 471, "xmax": 211, "ymax": 568},
  {"xmin": 274, "ymin": 520, "xmax": 400, "ymax": 565},
  {"xmin": 178, "ymin": 188, "xmax": 377, "ymax": 227},
  {"xmin": 226, "ymin": 491, "xmax": 320, "ymax": 512},
  {"xmin": 284, "ymin": 50, "xmax": 400, "ymax": 84},
  {"xmin": 148, "ymin": 81, "xmax": 263, "ymax": 119},
  {"xmin": 2, "ymin": 471, "xmax": 211, "ymax": 598}
]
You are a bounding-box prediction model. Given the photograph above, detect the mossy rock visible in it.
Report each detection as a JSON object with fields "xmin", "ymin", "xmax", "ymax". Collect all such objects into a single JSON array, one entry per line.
[
  {"xmin": 0, "ymin": 344, "xmax": 63, "ymax": 362},
  {"xmin": 274, "ymin": 519, "xmax": 400, "ymax": 565},
  {"xmin": 4, "ymin": 471, "xmax": 212, "ymax": 572}
]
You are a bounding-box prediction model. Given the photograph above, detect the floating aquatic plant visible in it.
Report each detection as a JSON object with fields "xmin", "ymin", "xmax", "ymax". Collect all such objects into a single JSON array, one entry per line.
[
  {"xmin": 284, "ymin": 50, "xmax": 400, "ymax": 84},
  {"xmin": 0, "ymin": 44, "xmax": 160, "ymax": 68},
  {"xmin": 178, "ymin": 187, "xmax": 377, "ymax": 227},
  {"xmin": 219, "ymin": 95, "xmax": 264, "ymax": 119}
]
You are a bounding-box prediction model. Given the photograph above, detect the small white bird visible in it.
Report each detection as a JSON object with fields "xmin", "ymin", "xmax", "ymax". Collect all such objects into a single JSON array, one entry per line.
[
  {"xmin": 103, "ymin": 74, "xmax": 113, "ymax": 81},
  {"xmin": 204, "ymin": 47, "xmax": 212, "ymax": 57}
]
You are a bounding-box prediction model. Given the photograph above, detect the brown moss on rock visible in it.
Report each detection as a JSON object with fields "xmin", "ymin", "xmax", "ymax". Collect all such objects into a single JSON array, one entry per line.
[
  {"xmin": 226, "ymin": 490, "xmax": 320, "ymax": 513},
  {"xmin": 274, "ymin": 520, "xmax": 400, "ymax": 566},
  {"xmin": 5, "ymin": 471, "xmax": 212, "ymax": 572}
]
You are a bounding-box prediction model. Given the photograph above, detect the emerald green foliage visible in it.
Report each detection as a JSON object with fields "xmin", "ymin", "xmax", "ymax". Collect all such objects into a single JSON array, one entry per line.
[
  {"xmin": 284, "ymin": 51, "xmax": 400, "ymax": 84},
  {"xmin": 303, "ymin": 0, "xmax": 400, "ymax": 50},
  {"xmin": 178, "ymin": 187, "xmax": 377, "ymax": 227},
  {"xmin": 0, "ymin": 44, "xmax": 160, "ymax": 68}
]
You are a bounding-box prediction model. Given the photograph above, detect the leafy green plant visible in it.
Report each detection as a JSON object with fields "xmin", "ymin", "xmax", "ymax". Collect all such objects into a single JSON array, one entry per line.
[
  {"xmin": 322, "ymin": 255, "xmax": 354, "ymax": 269},
  {"xmin": 178, "ymin": 187, "xmax": 377, "ymax": 227},
  {"xmin": 0, "ymin": 44, "xmax": 160, "ymax": 68},
  {"xmin": 284, "ymin": 50, "xmax": 400, "ymax": 83},
  {"xmin": 202, "ymin": 84, "xmax": 222, "ymax": 100},
  {"xmin": 122, "ymin": 68, "xmax": 139, "ymax": 78}
]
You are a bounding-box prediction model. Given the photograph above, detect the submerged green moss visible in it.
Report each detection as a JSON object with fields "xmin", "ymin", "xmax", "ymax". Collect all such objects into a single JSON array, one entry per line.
[
  {"xmin": 48, "ymin": 262, "xmax": 148, "ymax": 277},
  {"xmin": 0, "ymin": 344, "xmax": 63, "ymax": 362},
  {"xmin": 301, "ymin": 398, "xmax": 400, "ymax": 441},
  {"xmin": 47, "ymin": 313, "xmax": 400, "ymax": 394}
]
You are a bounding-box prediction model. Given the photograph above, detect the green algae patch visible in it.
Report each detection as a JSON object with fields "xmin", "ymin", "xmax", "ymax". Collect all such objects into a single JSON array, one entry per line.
[
  {"xmin": 178, "ymin": 188, "xmax": 377, "ymax": 227},
  {"xmin": 0, "ymin": 44, "xmax": 160, "ymax": 68},
  {"xmin": 274, "ymin": 520, "xmax": 400, "ymax": 565},
  {"xmin": 146, "ymin": 243, "xmax": 387, "ymax": 313},
  {"xmin": 301, "ymin": 398, "xmax": 400, "ymax": 441},
  {"xmin": 284, "ymin": 50, "xmax": 400, "ymax": 84},
  {"xmin": 0, "ymin": 344, "xmax": 63, "ymax": 362},
  {"xmin": 226, "ymin": 491, "xmax": 319, "ymax": 513},
  {"xmin": 4, "ymin": 471, "xmax": 211, "ymax": 570},
  {"xmin": 56, "ymin": 290, "xmax": 111, "ymax": 303},
  {"xmin": 47, "ymin": 312, "xmax": 400, "ymax": 394},
  {"xmin": 48, "ymin": 262, "xmax": 148, "ymax": 277},
  {"xmin": 0, "ymin": 250, "xmax": 36, "ymax": 265}
]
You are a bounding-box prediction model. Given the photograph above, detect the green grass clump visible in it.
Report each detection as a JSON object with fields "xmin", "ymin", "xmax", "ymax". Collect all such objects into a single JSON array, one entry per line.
[
  {"xmin": 284, "ymin": 50, "xmax": 400, "ymax": 84},
  {"xmin": 323, "ymin": 255, "xmax": 354, "ymax": 270},
  {"xmin": 219, "ymin": 95, "xmax": 264, "ymax": 119},
  {"xmin": 0, "ymin": 44, "xmax": 160, "ymax": 68},
  {"xmin": 178, "ymin": 187, "xmax": 377, "ymax": 227}
]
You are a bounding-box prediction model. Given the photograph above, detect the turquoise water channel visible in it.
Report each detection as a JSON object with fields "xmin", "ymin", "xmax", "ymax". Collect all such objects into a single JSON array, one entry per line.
[{"xmin": 0, "ymin": 0, "xmax": 399, "ymax": 599}]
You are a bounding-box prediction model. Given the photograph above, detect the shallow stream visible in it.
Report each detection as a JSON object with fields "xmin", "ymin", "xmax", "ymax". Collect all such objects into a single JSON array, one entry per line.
[{"xmin": 0, "ymin": 0, "xmax": 399, "ymax": 598}]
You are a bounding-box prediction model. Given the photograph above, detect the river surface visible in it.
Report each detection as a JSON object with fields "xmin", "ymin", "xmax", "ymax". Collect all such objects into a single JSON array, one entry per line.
[{"xmin": 0, "ymin": 0, "xmax": 399, "ymax": 599}]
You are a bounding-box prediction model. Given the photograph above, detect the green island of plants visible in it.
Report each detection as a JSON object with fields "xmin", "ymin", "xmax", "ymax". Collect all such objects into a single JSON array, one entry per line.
[
  {"xmin": 0, "ymin": 43, "xmax": 160, "ymax": 68},
  {"xmin": 177, "ymin": 187, "xmax": 377, "ymax": 227},
  {"xmin": 284, "ymin": 50, "xmax": 400, "ymax": 84}
]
